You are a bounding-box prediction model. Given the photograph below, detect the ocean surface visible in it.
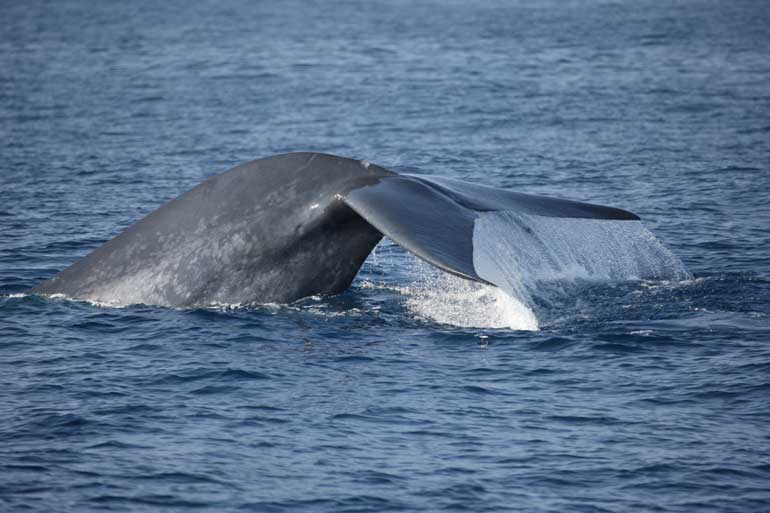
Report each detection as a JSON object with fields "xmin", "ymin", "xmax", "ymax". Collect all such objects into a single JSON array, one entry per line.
[{"xmin": 2, "ymin": 0, "xmax": 769, "ymax": 511}]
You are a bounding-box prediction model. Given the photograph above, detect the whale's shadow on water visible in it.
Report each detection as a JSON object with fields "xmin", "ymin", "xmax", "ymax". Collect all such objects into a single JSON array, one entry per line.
[{"xmin": 26, "ymin": 152, "xmax": 690, "ymax": 329}]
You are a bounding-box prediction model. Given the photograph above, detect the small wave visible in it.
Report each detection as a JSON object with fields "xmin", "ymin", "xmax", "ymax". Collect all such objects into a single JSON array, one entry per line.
[{"xmin": 34, "ymin": 292, "xmax": 132, "ymax": 309}]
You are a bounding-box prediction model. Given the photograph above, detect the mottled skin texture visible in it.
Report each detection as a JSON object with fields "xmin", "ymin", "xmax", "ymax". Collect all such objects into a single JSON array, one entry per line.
[
  {"xmin": 30, "ymin": 152, "xmax": 639, "ymax": 307},
  {"xmin": 31, "ymin": 153, "xmax": 391, "ymax": 306}
]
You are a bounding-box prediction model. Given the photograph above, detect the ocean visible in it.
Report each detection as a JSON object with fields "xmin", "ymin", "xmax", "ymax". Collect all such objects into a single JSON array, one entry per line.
[{"xmin": 1, "ymin": 0, "xmax": 769, "ymax": 511}]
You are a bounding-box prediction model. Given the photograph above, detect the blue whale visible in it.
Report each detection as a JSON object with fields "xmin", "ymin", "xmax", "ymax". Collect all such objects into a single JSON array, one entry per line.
[{"xmin": 30, "ymin": 152, "xmax": 638, "ymax": 307}]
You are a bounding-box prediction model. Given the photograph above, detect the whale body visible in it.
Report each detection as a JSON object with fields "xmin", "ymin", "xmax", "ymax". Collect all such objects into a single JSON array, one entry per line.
[{"xmin": 30, "ymin": 152, "xmax": 641, "ymax": 307}]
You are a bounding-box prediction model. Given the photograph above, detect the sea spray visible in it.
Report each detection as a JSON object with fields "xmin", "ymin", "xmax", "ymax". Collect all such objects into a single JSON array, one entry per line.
[
  {"xmin": 399, "ymin": 273, "xmax": 539, "ymax": 331},
  {"xmin": 389, "ymin": 213, "xmax": 689, "ymax": 330}
]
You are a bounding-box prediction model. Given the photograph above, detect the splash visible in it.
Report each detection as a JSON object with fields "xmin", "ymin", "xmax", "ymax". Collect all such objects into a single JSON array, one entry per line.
[
  {"xmin": 399, "ymin": 274, "xmax": 539, "ymax": 331},
  {"xmin": 373, "ymin": 212, "xmax": 689, "ymax": 331}
]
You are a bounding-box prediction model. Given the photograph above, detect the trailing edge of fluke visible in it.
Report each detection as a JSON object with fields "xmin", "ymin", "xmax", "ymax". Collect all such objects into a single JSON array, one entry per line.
[{"xmin": 29, "ymin": 152, "xmax": 639, "ymax": 307}]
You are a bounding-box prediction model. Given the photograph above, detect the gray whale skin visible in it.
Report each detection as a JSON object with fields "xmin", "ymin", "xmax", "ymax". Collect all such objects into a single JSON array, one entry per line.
[{"xmin": 30, "ymin": 152, "xmax": 638, "ymax": 307}]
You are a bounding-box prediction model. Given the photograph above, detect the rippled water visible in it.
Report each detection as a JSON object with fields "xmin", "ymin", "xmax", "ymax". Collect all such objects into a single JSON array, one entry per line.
[{"xmin": 2, "ymin": 1, "xmax": 770, "ymax": 511}]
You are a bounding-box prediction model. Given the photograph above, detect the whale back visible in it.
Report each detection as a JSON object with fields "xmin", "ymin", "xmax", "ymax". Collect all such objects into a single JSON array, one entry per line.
[{"xmin": 31, "ymin": 153, "xmax": 391, "ymax": 306}]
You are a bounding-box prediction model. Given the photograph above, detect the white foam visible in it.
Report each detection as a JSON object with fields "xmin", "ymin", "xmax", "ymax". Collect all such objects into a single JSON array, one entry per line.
[
  {"xmin": 399, "ymin": 274, "xmax": 539, "ymax": 330},
  {"xmin": 358, "ymin": 259, "xmax": 539, "ymax": 330}
]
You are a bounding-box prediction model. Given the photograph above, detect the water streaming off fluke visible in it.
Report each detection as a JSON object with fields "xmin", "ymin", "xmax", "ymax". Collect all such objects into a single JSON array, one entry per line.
[{"xmin": 472, "ymin": 211, "xmax": 691, "ymax": 322}]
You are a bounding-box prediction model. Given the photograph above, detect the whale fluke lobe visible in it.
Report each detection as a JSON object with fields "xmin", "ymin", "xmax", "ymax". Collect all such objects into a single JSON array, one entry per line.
[
  {"xmin": 344, "ymin": 175, "xmax": 481, "ymax": 282},
  {"xmin": 30, "ymin": 152, "xmax": 655, "ymax": 307}
]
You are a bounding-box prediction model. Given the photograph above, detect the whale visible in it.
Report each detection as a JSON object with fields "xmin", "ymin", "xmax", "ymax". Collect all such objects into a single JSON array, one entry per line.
[{"xmin": 30, "ymin": 152, "xmax": 641, "ymax": 307}]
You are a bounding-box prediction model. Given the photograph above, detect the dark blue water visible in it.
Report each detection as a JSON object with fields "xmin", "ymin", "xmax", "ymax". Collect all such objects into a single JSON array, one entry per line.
[{"xmin": 2, "ymin": 1, "xmax": 770, "ymax": 511}]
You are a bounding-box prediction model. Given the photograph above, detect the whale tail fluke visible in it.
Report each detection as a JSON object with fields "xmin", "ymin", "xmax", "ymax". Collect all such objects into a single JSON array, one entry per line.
[{"xmin": 30, "ymin": 152, "xmax": 682, "ymax": 308}]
